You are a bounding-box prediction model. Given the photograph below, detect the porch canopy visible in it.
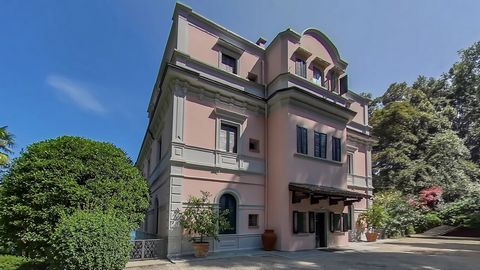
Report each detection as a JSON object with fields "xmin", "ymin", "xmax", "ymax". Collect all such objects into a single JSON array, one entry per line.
[{"xmin": 289, "ymin": 183, "xmax": 370, "ymax": 206}]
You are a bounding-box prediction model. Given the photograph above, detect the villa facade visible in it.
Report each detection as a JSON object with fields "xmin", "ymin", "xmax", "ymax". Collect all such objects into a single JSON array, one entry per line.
[{"xmin": 136, "ymin": 3, "xmax": 374, "ymax": 257}]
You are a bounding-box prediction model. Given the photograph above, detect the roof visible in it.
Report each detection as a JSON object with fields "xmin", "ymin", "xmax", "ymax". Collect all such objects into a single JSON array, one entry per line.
[{"xmin": 289, "ymin": 183, "xmax": 370, "ymax": 199}]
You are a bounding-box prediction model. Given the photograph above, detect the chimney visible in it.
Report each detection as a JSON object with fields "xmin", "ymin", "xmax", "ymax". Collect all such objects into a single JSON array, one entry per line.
[{"xmin": 256, "ymin": 37, "xmax": 267, "ymax": 48}]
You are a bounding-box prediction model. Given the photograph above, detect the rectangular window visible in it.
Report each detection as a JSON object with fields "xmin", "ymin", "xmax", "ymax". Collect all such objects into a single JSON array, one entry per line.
[
  {"xmin": 296, "ymin": 126, "xmax": 308, "ymax": 155},
  {"xmin": 295, "ymin": 58, "xmax": 307, "ymax": 78},
  {"xmin": 157, "ymin": 138, "xmax": 162, "ymax": 162},
  {"xmin": 220, "ymin": 123, "xmax": 238, "ymax": 153},
  {"xmin": 313, "ymin": 67, "xmax": 323, "ymax": 86},
  {"xmin": 332, "ymin": 137, "xmax": 341, "ymax": 162},
  {"xmin": 343, "ymin": 208, "xmax": 352, "ymax": 232},
  {"xmin": 293, "ymin": 211, "xmax": 307, "ymax": 234},
  {"xmin": 330, "ymin": 73, "xmax": 338, "ymax": 92},
  {"xmin": 248, "ymin": 214, "xmax": 258, "ymax": 228},
  {"xmin": 221, "ymin": 53, "xmax": 237, "ymax": 74},
  {"xmin": 314, "ymin": 132, "xmax": 327, "ymax": 159},
  {"xmin": 308, "ymin": 212, "xmax": 315, "ymax": 233},
  {"xmin": 249, "ymin": 138, "xmax": 259, "ymax": 153},
  {"xmin": 330, "ymin": 212, "xmax": 342, "ymax": 232},
  {"xmin": 347, "ymin": 153, "xmax": 353, "ymax": 174}
]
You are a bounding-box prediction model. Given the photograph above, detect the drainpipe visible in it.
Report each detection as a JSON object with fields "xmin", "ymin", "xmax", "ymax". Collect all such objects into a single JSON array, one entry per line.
[{"xmin": 263, "ymin": 59, "xmax": 269, "ymax": 230}]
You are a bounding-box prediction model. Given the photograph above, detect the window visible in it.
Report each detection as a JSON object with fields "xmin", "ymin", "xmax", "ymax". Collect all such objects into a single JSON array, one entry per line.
[
  {"xmin": 330, "ymin": 72, "xmax": 338, "ymax": 92},
  {"xmin": 157, "ymin": 138, "xmax": 162, "ymax": 162},
  {"xmin": 332, "ymin": 137, "xmax": 341, "ymax": 162},
  {"xmin": 220, "ymin": 123, "xmax": 238, "ymax": 153},
  {"xmin": 154, "ymin": 198, "xmax": 159, "ymax": 235},
  {"xmin": 295, "ymin": 58, "xmax": 307, "ymax": 78},
  {"xmin": 343, "ymin": 207, "xmax": 352, "ymax": 232},
  {"xmin": 219, "ymin": 194, "xmax": 237, "ymax": 234},
  {"xmin": 296, "ymin": 126, "xmax": 308, "ymax": 155},
  {"xmin": 147, "ymin": 158, "xmax": 151, "ymax": 176},
  {"xmin": 313, "ymin": 67, "xmax": 323, "ymax": 86},
  {"xmin": 248, "ymin": 214, "xmax": 258, "ymax": 228},
  {"xmin": 314, "ymin": 132, "xmax": 327, "ymax": 159},
  {"xmin": 347, "ymin": 153, "xmax": 353, "ymax": 174},
  {"xmin": 249, "ymin": 138, "xmax": 259, "ymax": 153},
  {"xmin": 293, "ymin": 211, "xmax": 307, "ymax": 234},
  {"xmin": 221, "ymin": 53, "xmax": 237, "ymax": 74},
  {"xmin": 329, "ymin": 212, "xmax": 342, "ymax": 232},
  {"xmin": 308, "ymin": 212, "xmax": 315, "ymax": 233}
]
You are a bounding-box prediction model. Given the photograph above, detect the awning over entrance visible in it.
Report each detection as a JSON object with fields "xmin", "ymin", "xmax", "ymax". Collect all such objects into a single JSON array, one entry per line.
[{"xmin": 289, "ymin": 183, "xmax": 370, "ymax": 205}]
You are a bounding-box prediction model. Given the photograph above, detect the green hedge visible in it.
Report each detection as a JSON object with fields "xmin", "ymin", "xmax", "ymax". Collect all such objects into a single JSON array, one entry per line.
[
  {"xmin": 49, "ymin": 210, "xmax": 133, "ymax": 270},
  {"xmin": 0, "ymin": 255, "xmax": 44, "ymax": 270}
]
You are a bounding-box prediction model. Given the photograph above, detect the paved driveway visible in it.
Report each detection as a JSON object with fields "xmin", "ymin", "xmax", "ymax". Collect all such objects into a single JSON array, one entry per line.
[{"xmin": 127, "ymin": 236, "xmax": 480, "ymax": 270}]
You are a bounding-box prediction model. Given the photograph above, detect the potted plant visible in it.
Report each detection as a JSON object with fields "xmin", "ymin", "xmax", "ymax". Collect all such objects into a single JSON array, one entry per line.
[
  {"xmin": 358, "ymin": 204, "xmax": 387, "ymax": 242},
  {"xmin": 175, "ymin": 191, "xmax": 230, "ymax": 257}
]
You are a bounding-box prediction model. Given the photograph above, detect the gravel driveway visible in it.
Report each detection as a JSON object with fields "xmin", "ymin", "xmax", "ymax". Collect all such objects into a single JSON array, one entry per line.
[{"xmin": 126, "ymin": 236, "xmax": 480, "ymax": 270}]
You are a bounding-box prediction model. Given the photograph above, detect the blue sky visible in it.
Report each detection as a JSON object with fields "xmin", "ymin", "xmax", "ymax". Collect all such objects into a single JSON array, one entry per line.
[{"xmin": 2, "ymin": 0, "xmax": 479, "ymax": 160}]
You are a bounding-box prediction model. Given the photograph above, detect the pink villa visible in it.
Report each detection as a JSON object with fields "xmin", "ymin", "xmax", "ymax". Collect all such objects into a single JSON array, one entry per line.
[{"xmin": 136, "ymin": 3, "xmax": 375, "ymax": 257}]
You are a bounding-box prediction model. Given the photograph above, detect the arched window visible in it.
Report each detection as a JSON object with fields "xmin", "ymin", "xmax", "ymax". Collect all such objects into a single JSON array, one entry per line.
[
  {"xmin": 219, "ymin": 193, "xmax": 237, "ymax": 234},
  {"xmin": 154, "ymin": 198, "xmax": 159, "ymax": 235}
]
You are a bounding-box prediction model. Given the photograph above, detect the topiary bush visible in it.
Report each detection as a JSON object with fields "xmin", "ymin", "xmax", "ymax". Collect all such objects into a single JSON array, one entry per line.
[
  {"xmin": 49, "ymin": 210, "xmax": 133, "ymax": 270},
  {"xmin": 0, "ymin": 136, "xmax": 149, "ymax": 258}
]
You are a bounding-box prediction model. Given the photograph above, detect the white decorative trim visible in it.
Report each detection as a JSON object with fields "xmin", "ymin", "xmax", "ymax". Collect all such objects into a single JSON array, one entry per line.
[
  {"xmin": 347, "ymin": 174, "xmax": 373, "ymax": 189},
  {"xmin": 293, "ymin": 153, "xmax": 343, "ymax": 166},
  {"xmin": 171, "ymin": 142, "xmax": 265, "ymax": 175}
]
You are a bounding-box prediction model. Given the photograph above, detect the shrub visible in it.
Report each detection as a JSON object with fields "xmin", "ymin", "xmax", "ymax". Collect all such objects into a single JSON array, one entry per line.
[
  {"xmin": 0, "ymin": 255, "xmax": 44, "ymax": 270},
  {"xmin": 440, "ymin": 196, "xmax": 480, "ymax": 228},
  {"xmin": 0, "ymin": 255, "xmax": 27, "ymax": 270},
  {"xmin": 49, "ymin": 210, "xmax": 133, "ymax": 270},
  {"xmin": 0, "ymin": 136, "xmax": 149, "ymax": 258},
  {"xmin": 373, "ymin": 191, "xmax": 422, "ymax": 237}
]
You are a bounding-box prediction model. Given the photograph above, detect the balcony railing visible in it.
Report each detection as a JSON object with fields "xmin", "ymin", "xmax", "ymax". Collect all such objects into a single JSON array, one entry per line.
[{"xmin": 130, "ymin": 239, "xmax": 167, "ymax": 261}]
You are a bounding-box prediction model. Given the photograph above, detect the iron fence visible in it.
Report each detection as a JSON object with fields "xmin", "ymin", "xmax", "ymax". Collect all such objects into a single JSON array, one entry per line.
[{"xmin": 130, "ymin": 238, "xmax": 166, "ymax": 260}]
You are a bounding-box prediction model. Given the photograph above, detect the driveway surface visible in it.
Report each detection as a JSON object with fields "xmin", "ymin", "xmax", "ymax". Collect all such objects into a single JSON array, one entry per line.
[{"xmin": 127, "ymin": 236, "xmax": 480, "ymax": 270}]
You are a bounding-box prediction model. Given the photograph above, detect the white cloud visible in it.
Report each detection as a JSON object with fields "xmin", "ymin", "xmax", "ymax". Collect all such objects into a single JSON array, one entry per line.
[{"xmin": 46, "ymin": 75, "xmax": 107, "ymax": 114}]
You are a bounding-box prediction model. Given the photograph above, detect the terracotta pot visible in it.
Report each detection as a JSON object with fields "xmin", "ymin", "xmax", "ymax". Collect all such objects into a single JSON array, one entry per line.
[
  {"xmin": 262, "ymin": 229, "xmax": 277, "ymax": 251},
  {"xmin": 366, "ymin": 232, "xmax": 378, "ymax": 242},
  {"xmin": 192, "ymin": 242, "xmax": 209, "ymax": 257}
]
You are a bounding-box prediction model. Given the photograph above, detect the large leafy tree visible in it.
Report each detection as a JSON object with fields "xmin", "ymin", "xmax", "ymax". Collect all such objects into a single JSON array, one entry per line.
[
  {"xmin": 371, "ymin": 80, "xmax": 479, "ymax": 198},
  {"xmin": 0, "ymin": 126, "xmax": 14, "ymax": 167},
  {"xmin": 0, "ymin": 136, "xmax": 149, "ymax": 258},
  {"xmin": 447, "ymin": 42, "xmax": 480, "ymax": 164}
]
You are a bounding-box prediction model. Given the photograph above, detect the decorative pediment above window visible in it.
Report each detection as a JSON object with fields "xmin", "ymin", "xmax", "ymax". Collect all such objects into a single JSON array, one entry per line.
[
  {"xmin": 293, "ymin": 46, "xmax": 312, "ymax": 60},
  {"xmin": 214, "ymin": 107, "xmax": 247, "ymax": 123},
  {"xmin": 216, "ymin": 38, "xmax": 244, "ymax": 58},
  {"xmin": 330, "ymin": 65, "xmax": 345, "ymax": 75},
  {"xmin": 311, "ymin": 57, "xmax": 330, "ymax": 69}
]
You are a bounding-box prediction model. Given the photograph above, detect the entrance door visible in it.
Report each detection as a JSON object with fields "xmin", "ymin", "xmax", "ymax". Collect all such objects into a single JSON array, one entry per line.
[{"xmin": 315, "ymin": 213, "xmax": 326, "ymax": 248}]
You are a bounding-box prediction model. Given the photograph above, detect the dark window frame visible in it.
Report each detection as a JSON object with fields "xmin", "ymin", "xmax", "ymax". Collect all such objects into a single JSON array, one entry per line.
[
  {"xmin": 293, "ymin": 211, "xmax": 307, "ymax": 234},
  {"xmin": 296, "ymin": 126, "xmax": 308, "ymax": 155},
  {"xmin": 314, "ymin": 131, "xmax": 327, "ymax": 159},
  {"xmin": 248, "ymin": 214, "xmax": 259, "ymax": 228},
  {"xmin": 249, "ymin": 138, "xmax": 260, "ymax": 153},
  {"xmin": 221, "ymin": 53, "xmax": 238, "ymax": 74},
  {"xmin": 295, "ymin": 58, "xmax": 307, "ymax": 78},
  {"xmin": 219, "ymin": 194, "xmax": 237, "ymax": 234},
  {"xmin": 308, "ymin": 212, "xmax": 315, "ymax": 233},
  {"xmin": 220, "ymin": 123, "xmax": 238, "ymax": 153},
  {"xmin": 313, "ymin": 67, "xmax": 324, "ymax": 86},
  {"xmin": 347, "ymin": 153, "xmax": 353, "ymax": 174},
  {"xmin": 329, "ymin": 212, "xmax": 342, "ymax": 233},
  {"xmin": 332, "ymin": 137, "xmax": 341, "ymax": 162}
]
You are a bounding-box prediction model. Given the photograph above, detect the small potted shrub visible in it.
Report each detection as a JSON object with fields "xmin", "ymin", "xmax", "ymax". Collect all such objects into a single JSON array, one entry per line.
[
  {"xmin": 358, "ymin": 204, "xmax": 387, "ymax": 242},
  {"xmin": 175, "ymin": 191, "xmax": 230, "ymax": 257}
]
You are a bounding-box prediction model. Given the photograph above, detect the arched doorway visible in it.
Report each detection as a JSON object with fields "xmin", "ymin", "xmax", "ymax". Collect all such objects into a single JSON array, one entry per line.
[{"xmin": 219, "ymin": 193, "xmax": 237, "ymax": 234}]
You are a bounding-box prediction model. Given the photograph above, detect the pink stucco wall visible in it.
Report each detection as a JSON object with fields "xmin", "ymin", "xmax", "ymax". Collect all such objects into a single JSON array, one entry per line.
[
  {"xmin": 349, "ymin": 102, "xmax": 365, "ymax": 126},
  {"xmin": 187, "ymin": 23, "xmax": 263, "ymax": 81}
]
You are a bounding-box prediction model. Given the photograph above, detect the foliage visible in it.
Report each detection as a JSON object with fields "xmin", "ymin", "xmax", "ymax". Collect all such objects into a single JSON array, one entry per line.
[
  {"xmin": 0, "ymin": 255, "xmax": 44, "ymax": 270},
  {"xmin": 49, "ymin": 210, "xmax": 132, "ymax": 270},
  {"xmin": 439, "ymin": 194, "xmax": 480, "ymax": 228},
  {"xmin": 0, "ymin": 136, "xmax": 149, "ymax": 258},
  {"xmin": 0, "ymin": 126, "xmax": 14, "ymax": 167},
  {"xmin": 448, "ymin": 42, "xmax": 480, "ymax": 164},
  {"xmin": 418, "ymin": 186, "xmax": 443, "ymax": 210},
  {"xmin": 370, "ymin": 78, "xmax": 480, "ymax": 199},
  {"xmin": 373, "ymin": 191, "xmax": 423, "ymax": 237},
  {"xmin": 358, "ymin": 203, "xmax": 388, "ymax": 231},
  {"xmin": 175, "ymin": 191, "xmax": 230, "ymax": 243}
]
